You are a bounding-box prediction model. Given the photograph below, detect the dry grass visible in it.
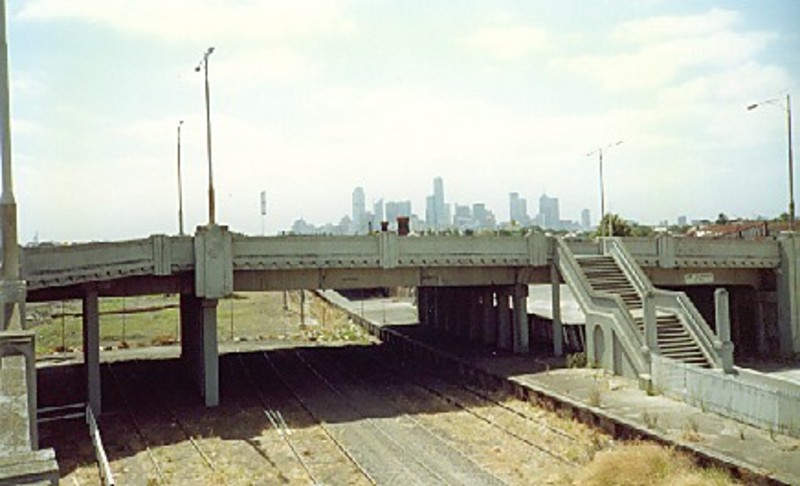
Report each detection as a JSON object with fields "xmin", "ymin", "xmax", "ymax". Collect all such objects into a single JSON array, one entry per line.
[{"xmin": 573, "ymin": 442, "xmax": 737, "ymax": 486}]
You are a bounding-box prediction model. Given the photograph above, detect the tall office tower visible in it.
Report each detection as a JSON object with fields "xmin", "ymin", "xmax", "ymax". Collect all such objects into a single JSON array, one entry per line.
[
  {"xmin": 386, "ymin": 200, "xmax": 412, "ymax": 228},
  {"xmin": 373, "ymin": 198, "xmax": 384, "ymax": 227},
  {"xmin": 581, "ymin": 208, "xmax": 591, "ymax": 230},
  {"xmin": 539, "ymin": 194, "xmax": 560, "ymax": 230},
  {"xmin": 425, "ymin": 195, "xmax": 436, "ymax": 229},
  {"xmin": 352, "ymin": 187, "xmax": 366, "ymax": 234},
  {"xmin": 433, "ymin": 176, "xmax": 448, "ymax": 229},
  {"xmin": 509, "ymin": 192, "xmax": 529, "ymax": 225}
]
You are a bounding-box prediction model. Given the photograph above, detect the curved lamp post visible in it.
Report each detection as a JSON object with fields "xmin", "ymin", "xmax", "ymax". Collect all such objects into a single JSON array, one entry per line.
[
  {"xmin": 195, "ymin": 47, "xmax": 216, "ymax": 225},
  {"xmin": 748, "ymin": 94, "xmax": 794, "ymax": 232},
  {"xmin": 587, "ymin": 141, "xmax": 623, "ymax": 237}
]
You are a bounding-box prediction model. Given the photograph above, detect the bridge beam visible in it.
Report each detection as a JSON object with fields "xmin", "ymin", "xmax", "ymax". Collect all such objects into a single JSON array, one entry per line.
[{"xmin": 82, "ymin": 289, "xmax": 101, "ymax": 416}]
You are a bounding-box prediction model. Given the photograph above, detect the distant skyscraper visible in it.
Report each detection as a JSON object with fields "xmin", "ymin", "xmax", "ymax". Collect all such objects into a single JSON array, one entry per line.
[
  {"xmin": 581, "ymin": 208, "xmax": 591, "ymax": 230},
  {"xmin": 539, "ymin": 194, "xmax": 560, "ymax": 230},
  {"xmin": 386, "ymin": 200, "xmax": 412, "ymax": 229},
  {"xmin": 509, "ymin": 192, "xmax": 529, "ymax": 225},
  {"xmin": 678, "ymin": 215, "xmax": 688, "ymax": 226},
  {"xmin": 352, "ymin": 187, "xmax": 366, "ymax": 234},
  {"xmin": 426, "ymin": 177, "xmax": 450, "ymax": 230},
  {"xmin": 373, "ymin": 198, "xmax": 384, "ymax": 226}
]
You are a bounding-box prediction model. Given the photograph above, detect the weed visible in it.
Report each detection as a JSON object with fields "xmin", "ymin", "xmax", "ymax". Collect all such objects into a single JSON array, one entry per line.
[
  {"xmin": 588, "ymin": 386, "xmax": 602, "ymax": 407},
  {"xmin": 567, "ymin": 352, "xmax": 587, "ymax": 368},
  {"xmin": 738, "ymin": 425, "xmax": 746, "ymax": 441},
  {"xmin": 642, "ymin": 410, "xmax": 659, "ymax": 430}
]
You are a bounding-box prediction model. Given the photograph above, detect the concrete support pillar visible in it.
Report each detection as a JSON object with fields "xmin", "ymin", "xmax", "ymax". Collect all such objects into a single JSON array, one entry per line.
[
  {"xmin": 82, "ymin": 289, "xmax": 101, "ymax": 416},
  {"xmin": 512, "ymin": 284, "xmax": 529, "ymax": 354},
  {"xmin": 714, "ymin": 288, "xmax": 734, "ymax": 373},
  {"xmin": 200, "ymin": 299, "xmax": 219, "ymax": 407},
  {"xmin": 180, "ymin": 294, "xmax": 219, "ymax": 407},
  {"xmin": 417, "ymin": 287, "xmax": 428, "ymax": 327},
  {"xmin": 754, "ymin": 291, "xmax": 770, "ymax": 357},
  {"xmin": 496, "ymin": 288, "xmax": 512, "ymax": 351},
  {"xmin": 468, "ymin": 288, "xmax": 482, "ymax": 342},
  {"xmin": 481, "ymin": 288, "xmax": 496, "ymax": 346},
  {"xmin": 550, "ymin": 265, "xmax": 563, "ymax": 357}
]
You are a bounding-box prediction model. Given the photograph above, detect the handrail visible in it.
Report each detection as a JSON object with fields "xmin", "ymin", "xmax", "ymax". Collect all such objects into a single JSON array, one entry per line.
[
  {"xmin": 653, "ymin": 289, "xmax": 720, "ymax": 367},
  {"xmin": 605, "ymin": 237, "xmax": 720, "ymax": 368},
  {"xmin": 604, "ymin": 238, "xmax": 653, "ymax": 294},
  {"xmin": 555, "ymin": 238, "xmax": 648, "ymax": 375},
  {"xmin": 87, "ymin": 405, "xmax": 115, "ymax": 486}
]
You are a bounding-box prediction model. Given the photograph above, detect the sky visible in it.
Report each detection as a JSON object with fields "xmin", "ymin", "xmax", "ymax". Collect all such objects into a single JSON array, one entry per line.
[{"xmin": 6, "ymin": 0, "xmax": 800, "ymax": 242}]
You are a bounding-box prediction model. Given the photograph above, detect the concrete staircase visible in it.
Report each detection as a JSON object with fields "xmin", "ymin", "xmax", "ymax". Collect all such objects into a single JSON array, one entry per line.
[{"xmin": 575, "ymin": 255, "xmax": 711, "ymax": 367}]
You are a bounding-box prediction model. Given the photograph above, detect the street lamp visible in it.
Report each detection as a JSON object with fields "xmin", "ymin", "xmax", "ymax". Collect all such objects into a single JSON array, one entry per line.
[
  {"xmin": 195, "ymin": 47, "xmax": 216, "ymax": 225},
  {"xmin": 747, "ymin": 94, "xmax": 794, "ymax": 232},
  {"xmin": 587, "ymin": 140, "xmax": 623, "ymax": 237},
  {"xmin": 176, "ymin": 120, "xmax": 185, "ymax": 235}
]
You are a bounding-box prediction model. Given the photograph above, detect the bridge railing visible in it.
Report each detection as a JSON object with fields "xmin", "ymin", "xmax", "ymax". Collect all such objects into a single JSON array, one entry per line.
[
  {"xmin": 605, "ymin": 238, "xmax": 720, "ymax": 368},
  {"xmin": 21, "ymin": 235, "xmax": 193, "ymax": 290}
]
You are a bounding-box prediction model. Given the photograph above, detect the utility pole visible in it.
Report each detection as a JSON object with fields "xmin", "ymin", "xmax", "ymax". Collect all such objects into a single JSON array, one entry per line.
[
  {"xmin": 177, "ymin": 120, "xmax": 185, "ymax": 235},
  {"xmin": 196, "ymin": 47, "xmax": 216, "ymax": 225},
  {"xmin": 0, "ymin": 0, "xmax": 21, "ymax": 331}
]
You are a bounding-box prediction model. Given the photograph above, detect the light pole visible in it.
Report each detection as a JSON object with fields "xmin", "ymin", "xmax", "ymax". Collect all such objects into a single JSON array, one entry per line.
[
  {"xmin": 195, "ymin": 47, "xmax": 216, "ymax": 225},
  {"xmin": 0, "ymin": 0, "xmax": 21, "ymax": 331},
  {"xmin": 587, "ymin": 141, "xmax": 623, "ymax": 237},
  {"xmin": 176, "ymin": 120, "xmax": 185, "ymax": 235},
  {"xmin": 748, "ymin": 94, "xmax": 794, "ymax": 232}
]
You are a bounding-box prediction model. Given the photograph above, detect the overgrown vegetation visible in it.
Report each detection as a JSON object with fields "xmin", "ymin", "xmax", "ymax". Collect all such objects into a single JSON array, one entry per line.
[{"xmin": 574, "ymin": 442, "xmax": 738, "ymax": 485}]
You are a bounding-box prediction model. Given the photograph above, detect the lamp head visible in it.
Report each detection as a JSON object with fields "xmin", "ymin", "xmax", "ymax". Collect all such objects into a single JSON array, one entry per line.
[{"xmin": 747, "ymin": 104, "xmax": 759, "ymax": 111}]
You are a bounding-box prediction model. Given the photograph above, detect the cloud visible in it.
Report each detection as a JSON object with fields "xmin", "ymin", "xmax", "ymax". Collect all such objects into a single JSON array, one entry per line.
[
  {"xmin": 17, "ymin": 0, "xmax": 355, "ymax": 43},
  {"xmin": 462, "ymin": 25, "xmax": 549, "ymax": 61},
  {"xmin": 556, "ymin": 9, "xmax": 777, "ymax": 91},
  {"xmin": 613, "ymin": 8, "xmax": 740, "ymax": 42}
]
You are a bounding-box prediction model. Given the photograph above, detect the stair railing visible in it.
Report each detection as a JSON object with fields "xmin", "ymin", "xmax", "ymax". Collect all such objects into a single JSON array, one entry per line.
[
  {"xmin": 555, "ymin": 238, "xmax": 648, "ymax": 375},
  {"xmin": 604, "ymin": 238, "xmax": 720, "ymax": 368}
]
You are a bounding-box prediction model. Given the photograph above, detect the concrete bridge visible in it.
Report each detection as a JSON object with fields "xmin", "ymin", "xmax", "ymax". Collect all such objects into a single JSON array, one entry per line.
[{"xmin": 17, "ymin": 225, "xmax": 800, "ymax": 418}]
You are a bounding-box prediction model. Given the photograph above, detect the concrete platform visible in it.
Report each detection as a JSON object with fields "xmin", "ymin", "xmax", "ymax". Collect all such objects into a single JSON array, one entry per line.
[{"xmin": 324, "ymin": 292, "xmax": 800, "ymax": 485}]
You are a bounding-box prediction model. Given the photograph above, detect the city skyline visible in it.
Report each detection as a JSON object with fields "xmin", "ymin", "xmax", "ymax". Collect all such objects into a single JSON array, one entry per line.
[
  {"xmin": 291, "ymin": 177, "xmax": 595, "ymax": 235},
  {"xmin": 7, "ymin": 1, "xmax": 800, "ymax": 241}
]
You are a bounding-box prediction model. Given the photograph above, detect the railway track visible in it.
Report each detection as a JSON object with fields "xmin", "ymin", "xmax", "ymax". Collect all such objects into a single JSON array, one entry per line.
[
  {"xmin": 342, "ymin": 345, "xmax": 599, "ymax": 464},
  {"xmin": 49, "ymin": 344, "xmax": 606, "ymax": 485}
]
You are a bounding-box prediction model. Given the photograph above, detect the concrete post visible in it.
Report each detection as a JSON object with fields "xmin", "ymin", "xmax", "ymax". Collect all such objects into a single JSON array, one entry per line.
[
  {"xmin": 180, "ymin": 294, "xmax": 218, "ymax": 407},
  {"xmin": 468, "ymin": 288, "xmax": 482, "ymax": 342},
  {"xmin": 550, "ymin": 265, "xmax": 563, "ymax": 357},
  {"xmin": 512, "ymin": 284, "xmax": 529, "ymax": 354},
  {"xmin": 714, "ymin": 288, "xmax": 734, "ymax": 373},
  {"xmin": 497, "ymin": 288, "xmax": 512, "ymax": 350},
  {"xmin": 417, "ymin": 287, "xmax": 428, "ymax": 326},
  {"xmin": 643, "ymin": 290, "xmax": 658, "ymax": 353},
  {"xmin": 82, "ymin": 289, "xmax": 101, "ymax": 416},
  {"xmin": 200, "ymin": 299, "xmax": 219, "ymax": 407},
  {"xmin": 481, "ymin": 288, "xmax": 496, "ymax": 346}
]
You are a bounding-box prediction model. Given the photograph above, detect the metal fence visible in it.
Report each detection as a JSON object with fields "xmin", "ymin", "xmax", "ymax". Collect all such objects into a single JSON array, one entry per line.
[{"xmin": 651, "ymin": 355, "xmax": 800, "ymax": 437}]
